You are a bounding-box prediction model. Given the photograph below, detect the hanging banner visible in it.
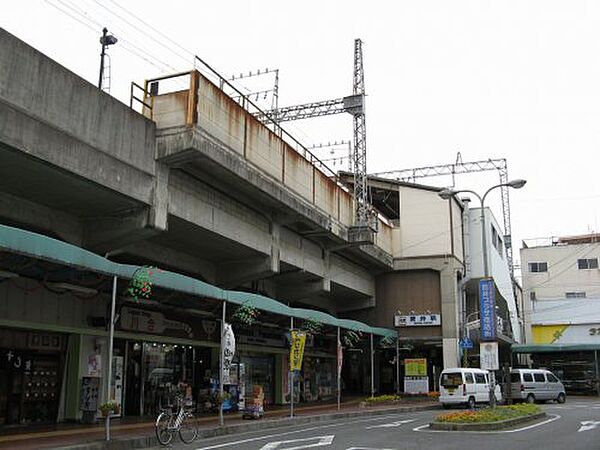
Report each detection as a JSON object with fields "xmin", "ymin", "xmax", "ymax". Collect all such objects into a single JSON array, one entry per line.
[
  {"xmin": 479, "ymin": 278, "xmax": 497, "ymax": 341},
  {"xmin": 337, "ymin": 338, "xmax": 343, "ymax": 378},
  {"xmin": 222, "ymin": 323, "xmax": 236, "ymax": 371},
  {"xmin": 289, "ymin": 330, "xmax": 307, "ymax": 371}
]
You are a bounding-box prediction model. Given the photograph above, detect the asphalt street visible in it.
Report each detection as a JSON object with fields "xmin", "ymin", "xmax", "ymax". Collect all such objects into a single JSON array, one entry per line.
[{"xmin": 145, "ymin": 398, "xmax": 600, "ymax": 450}]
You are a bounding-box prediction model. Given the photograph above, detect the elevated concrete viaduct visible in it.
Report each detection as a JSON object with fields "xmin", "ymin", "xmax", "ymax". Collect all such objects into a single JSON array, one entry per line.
[{"xmin": 0, "ymin": 28, "xmax": 384, "ymax": 314}]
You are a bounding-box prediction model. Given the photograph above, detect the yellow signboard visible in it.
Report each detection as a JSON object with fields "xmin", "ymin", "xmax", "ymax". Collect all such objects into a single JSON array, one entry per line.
[
  {"xmin": 404, "ymin": 358, "xmax": 427, "ymax": 377},
  {"xmin": 290, "ymin": 331, "xmax": 307, "ymax": 371}
]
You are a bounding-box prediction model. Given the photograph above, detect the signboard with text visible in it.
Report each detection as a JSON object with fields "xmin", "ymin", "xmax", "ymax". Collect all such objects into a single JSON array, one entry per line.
[
  {"xmin": 480, "ymin": 342, "xmax": 499, "ymax": 370},
  {"xmin": 404, "ymin": 358, "xmax": 427, "ymax": 377},
  {"xmin": 289, "ymin": 331, "xmax": 307, "ymax": 371},
  {"xmin": 395, "ymin": 314, "xmax": 441, "ymax": 327},
  {"xmin": 479, "ymin": 279, "xmax": 497, "ymax": 341}
]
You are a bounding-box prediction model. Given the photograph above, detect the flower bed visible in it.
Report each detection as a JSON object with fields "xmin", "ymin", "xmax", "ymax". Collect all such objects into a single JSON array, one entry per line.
[{"xmin": 436, "ymin": 403, "xmax": 541, "ymax": 424}]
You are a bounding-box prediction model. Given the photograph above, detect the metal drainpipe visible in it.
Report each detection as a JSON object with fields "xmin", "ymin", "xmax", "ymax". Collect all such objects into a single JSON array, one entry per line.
[
  {"xmin": 370, "ymin": 333, "xmax": 375, "ymax": 398},
  {"xmin": 219, "ymin": 301, "xmax": 226, "ymax": 427},
  {"xmin": 105, "ymin": 276, "xmax": 117, "ymax": 441}
]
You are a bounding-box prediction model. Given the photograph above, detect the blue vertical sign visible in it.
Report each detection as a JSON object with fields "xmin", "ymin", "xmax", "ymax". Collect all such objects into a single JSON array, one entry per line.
[{"xmin": 479, "ymin": 278, "xmax": 496, "ymax": 341}]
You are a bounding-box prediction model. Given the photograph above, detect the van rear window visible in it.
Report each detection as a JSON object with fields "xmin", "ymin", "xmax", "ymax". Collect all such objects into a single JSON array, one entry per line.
[
  {"xmin": 510, "ymin": 373, "xmax": 520, "ymax": 383},
  {"xmin": 441, "ymin": 372, "xmax": 463, "ymax": 387}
]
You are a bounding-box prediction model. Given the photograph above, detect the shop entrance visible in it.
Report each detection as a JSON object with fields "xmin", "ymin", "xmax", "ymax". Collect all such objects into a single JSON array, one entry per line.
[
  {"xmin": 124, "ymin": 341, "xmax": 142, "ymax": 416},
  {"xmin": 0, "ymin": 329, "xmax": 65, "ymax": 426}
]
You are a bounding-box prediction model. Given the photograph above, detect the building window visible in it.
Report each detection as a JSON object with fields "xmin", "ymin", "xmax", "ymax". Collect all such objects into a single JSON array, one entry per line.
[
  {"xmin": 490, "ymin": 225, "xmax": 504, "ymax": 257},
  {"xmin": 528, "ymin": 262, "xmax": 548, "ymax": 273},
  {"xmin": 578, "ymin": 258, "xmax": 598, "ymax": 270},
  {"xmin": 529, "ymin": 291, "xmax": 536, "ymax": 301},
  {"xmin": 566, "ymin": 291, "xmax": 586, "ymax": 298}
]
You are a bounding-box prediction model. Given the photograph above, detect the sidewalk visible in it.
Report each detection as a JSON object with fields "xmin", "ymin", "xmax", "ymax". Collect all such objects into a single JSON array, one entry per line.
[{"xmin": 0, "ymin": 398, "xmax": 440, "ymax": 450}]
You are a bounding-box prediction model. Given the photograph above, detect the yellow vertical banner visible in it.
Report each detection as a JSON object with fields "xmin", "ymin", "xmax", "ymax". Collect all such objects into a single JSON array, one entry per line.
[{"xmin": 289, "ymin": 330, "xmax": 307, "ymax": 371}]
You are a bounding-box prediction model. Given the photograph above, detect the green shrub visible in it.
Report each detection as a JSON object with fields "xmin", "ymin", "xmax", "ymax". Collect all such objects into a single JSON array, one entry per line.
[
  {"xmin": 365, "ymin": 395, "xmax": 400, "ymax": 403},
  {"xmin": 436, "ymin": 404, "xmax": 541, "ymax": 423}
]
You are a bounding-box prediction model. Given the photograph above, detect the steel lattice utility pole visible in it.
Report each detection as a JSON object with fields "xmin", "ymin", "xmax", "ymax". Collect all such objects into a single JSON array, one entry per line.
[
  {"xmin": 351, "ymin": 39, "xmax": 368, "ymax": 226},
  {"xmin": 253, "ymin": 39, "xmax": 370, "ymax": 227}
]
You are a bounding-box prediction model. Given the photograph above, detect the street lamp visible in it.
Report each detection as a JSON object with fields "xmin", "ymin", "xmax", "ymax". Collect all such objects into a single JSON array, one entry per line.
[{"xmin": 439, "ymin": 179, "xmax": 526, "ymax": 407}]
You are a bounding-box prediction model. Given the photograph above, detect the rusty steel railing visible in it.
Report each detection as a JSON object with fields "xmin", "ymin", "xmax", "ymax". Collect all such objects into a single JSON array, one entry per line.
[{"xmin": 129, "ymin": 81, "xmax": 153, "ymax": 119}]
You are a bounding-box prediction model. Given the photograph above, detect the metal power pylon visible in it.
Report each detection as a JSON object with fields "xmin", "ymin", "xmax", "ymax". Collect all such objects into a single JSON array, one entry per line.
[
  {"xmin": 255, "ymin": 39, "xmax": 369, "ymax": 227},
  {"xmin": 372, "ymin": 155, "xmax": 516, "ymax": 277}
]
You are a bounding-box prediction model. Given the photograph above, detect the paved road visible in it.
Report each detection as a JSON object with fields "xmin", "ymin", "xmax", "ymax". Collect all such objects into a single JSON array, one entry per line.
[{"xmin": 146, "ymin": 398, "xmax": 600, "ymax": 450}]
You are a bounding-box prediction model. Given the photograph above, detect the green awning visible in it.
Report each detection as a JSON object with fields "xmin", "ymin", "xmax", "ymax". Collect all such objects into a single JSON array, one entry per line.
[
  {"xmin": 0, "ymin": 224, "xmax": 396, "ymax": 338},
  {"xmin": 512, "ymin": 343, "xmax": 600, "ymax": 353}
]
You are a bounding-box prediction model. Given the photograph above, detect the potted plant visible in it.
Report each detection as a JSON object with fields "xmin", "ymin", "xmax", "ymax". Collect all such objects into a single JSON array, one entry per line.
[
  {"xmin": 99, "ymin": 401, "xmax": 120, "ymax": 417},
  {"xmin": 232, "ymin": 302, "xmax": 260, "ymax": 326},
  {"xmin": 300, "ymin": 317, "xmax": 323, "ymax": 336},
  {"xmin": 127, "ymin": 266, "xmax": 158, "ymax": 302}
]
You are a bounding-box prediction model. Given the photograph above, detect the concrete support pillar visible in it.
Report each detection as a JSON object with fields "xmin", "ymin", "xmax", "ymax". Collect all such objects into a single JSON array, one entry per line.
[{"xmin": 440, "ymin": 263, "xmax": 461, "ymax": 368}]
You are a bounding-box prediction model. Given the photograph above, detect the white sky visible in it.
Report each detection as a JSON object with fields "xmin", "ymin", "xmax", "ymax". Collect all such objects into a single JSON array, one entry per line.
[{"xmin": 2, "ymin": 0, "xmax": 600, "ymax": 271}]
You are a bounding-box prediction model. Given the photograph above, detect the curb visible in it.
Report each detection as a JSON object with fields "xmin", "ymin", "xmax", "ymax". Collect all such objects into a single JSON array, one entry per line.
[
  {"xmin": 429, "ymin": 412, "xmax": 547, "ymax": 431},
  {"xmin": 52, "ymin": 404, "xmax": 441, "ymax": 450}
]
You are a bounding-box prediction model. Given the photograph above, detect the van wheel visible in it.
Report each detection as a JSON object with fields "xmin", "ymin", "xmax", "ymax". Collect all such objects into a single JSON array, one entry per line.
[
  {"xmin": 557, "ymin": 393, "xmax": 566, "ymax": 404},
  {"xmin": 467, "ymin": 396, "xmax": 476, "ymax": 409},
  {"xmin": 526, "ymin": 394, "xmax": 535, "ymax": 404}
]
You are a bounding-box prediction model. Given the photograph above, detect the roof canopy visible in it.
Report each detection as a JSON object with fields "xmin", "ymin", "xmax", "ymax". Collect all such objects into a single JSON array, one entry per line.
[
  {"xmin": 512, "ymin": 343, "xmax": 600, "ymax": 353},
  {"xmin": 0, "ymin": 224, "xmax": 396, "ymax": 338}
]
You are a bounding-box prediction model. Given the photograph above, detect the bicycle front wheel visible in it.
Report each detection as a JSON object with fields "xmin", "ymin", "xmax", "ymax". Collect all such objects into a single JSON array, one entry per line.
[
  {"xmin": 155, "ymin": 412, "xmax": 173, "ymax": 446},
  {"xmin": 179, "ymin": 413, "xmax": 198, "ymax": 444}
]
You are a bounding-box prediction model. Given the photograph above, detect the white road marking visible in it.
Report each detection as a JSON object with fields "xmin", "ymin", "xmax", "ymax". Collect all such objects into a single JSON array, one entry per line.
[
  {"xmin": 412, "ymin": 414, "xmax": 561, "ymax": 434},
  {"xmin": 346, "ymin": 447, "xmax": 397, "ymax": 450},
  {"xmin": 260, "ymin": 435, "xmax": 334, "ymax": 450},
  {"xmin": 577, "ymin": 421, "xmax": 600, "ymax": 432},
  {"xmin": 365, "ymin": 419, "xmax": 415, "ymax": 429},
  {"xmin": 193, "ymin": 414, "xmax": 412, "ymax": 450}
]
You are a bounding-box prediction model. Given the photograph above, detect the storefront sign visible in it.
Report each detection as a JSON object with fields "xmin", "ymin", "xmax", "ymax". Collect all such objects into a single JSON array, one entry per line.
[
  {"xmin": 404, "ymin": 358, "xmax": 427, "ymax": 377},
  {"xmin": 87, "ymin": 354, "xmax": 102, "ymax": 377},
  {"xmin": 290, "ymin": 331, "xmax": 307, "ymax": 371},
  {"xmin": 111, "ymin": 356, "xmax": 123, "ymax": 417},
  {"xmin": 120, "ymin": 307, "xmax": 193, "ymax": 338},
  {"xmin": 480, "ymin": 342, "xmax": 499, "ymax": 370},
  {"xmin": 2, "ymin": 350, "xmax": 32, "ymax": 372},
  {"xmin": 479, "ymin": 278, "xmax": 497, "ymax": 341},
  {"xmin": 404, "ymin": 376, "xmax": 429, "ymax": 394},
  {"xmin": 80, "ymin": 376, "xmax": 100, "ymax": 412},
  {"xmin": 395, "ymin": 314, "xmax": 441, "ymax": 327},
  {"xmin": 533, "ymin": 324, "xmax": 600, "ymax": 344}
]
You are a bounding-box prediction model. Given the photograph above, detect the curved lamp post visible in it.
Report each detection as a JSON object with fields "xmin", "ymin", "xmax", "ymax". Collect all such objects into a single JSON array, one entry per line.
[{"xmin": 438, "ymin": 179, "xmax": 526, "ymax": 407}]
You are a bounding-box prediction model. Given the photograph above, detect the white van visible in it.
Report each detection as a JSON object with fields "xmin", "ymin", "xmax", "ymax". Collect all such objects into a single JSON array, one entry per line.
[
  {"xmin": 510, "ymin": 369, "xmax": 566, "ymax": 404},
  {"xmin": 439, "ymin": 368, "xmax": 502, "ymax": 409}
]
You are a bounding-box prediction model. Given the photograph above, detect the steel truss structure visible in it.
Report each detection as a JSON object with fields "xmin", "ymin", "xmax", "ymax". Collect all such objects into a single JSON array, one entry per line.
[{"xmin": 255, "ymin": 39, "xmax": 370, "ymax": 227}]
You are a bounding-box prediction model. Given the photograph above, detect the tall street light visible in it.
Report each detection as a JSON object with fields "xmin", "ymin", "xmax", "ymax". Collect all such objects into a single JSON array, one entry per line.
[{"xmin": 438, "ymin": 179, "xmax": 526, "ymax": 408}]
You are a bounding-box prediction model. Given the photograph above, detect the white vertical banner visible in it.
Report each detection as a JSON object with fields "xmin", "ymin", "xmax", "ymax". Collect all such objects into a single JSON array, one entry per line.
[
  {"xmin": 480, "ymin": 342, "xmax": 499, "ymax": 370},
  {"xmin": 223, "ymin": 323, "xmax": 235, "ymax": 372}
]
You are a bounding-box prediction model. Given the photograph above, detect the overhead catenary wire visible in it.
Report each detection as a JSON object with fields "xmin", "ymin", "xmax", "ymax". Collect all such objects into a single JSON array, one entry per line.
[{"xmin": 45, "ymin": 0, "xmax": 180, "ymax": 75}]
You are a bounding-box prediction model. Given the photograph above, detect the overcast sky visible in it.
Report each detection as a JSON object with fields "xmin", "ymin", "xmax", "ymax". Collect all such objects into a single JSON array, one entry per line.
[{"xmin": 2, "ymin": 1, "xmax": 599, "ymax": 271}]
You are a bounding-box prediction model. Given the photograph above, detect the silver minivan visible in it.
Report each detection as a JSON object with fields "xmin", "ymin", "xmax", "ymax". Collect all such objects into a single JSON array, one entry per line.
[{"xmin": 510, "ymin": 369, "xmax": 566, "ymax": 404}]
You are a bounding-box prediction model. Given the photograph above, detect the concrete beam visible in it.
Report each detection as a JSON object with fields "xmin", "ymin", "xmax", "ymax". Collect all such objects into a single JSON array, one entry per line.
[
  {"xmin": 277, "ymin": 279, "xmax": 331, "ymax": 302},
  {"xmin": 83, "ymin": 207, "xmax": 164, "ymax": 252},
  {"xmin": 122, "ymin": 241, "xmax": 216, "ymax": 283},
  {"xmin": 335, "ymin": 296, "xmax": 376, "ymax": 313},
  {"xmin": 217, "ymin": 256, "xmax": 280, "ymax": 289},
  {"xmin": 0, "ymin": 191, "xmax": 83, "ymax": 244}
]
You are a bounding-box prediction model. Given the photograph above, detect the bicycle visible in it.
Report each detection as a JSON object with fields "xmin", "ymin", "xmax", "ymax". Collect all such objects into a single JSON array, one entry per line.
[{"xmin": 155, "ymin": 394, "xmax": 198, "ymax": 446}]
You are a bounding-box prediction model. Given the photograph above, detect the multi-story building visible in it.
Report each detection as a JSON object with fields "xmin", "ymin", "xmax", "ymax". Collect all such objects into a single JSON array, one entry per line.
[
  {"xmin": 521, "ymin": 233, "xmax": 600, "ymax": 341},
  {"xmin": 516, "ymin": 233, "xmax": 600, "ymax": 394}
]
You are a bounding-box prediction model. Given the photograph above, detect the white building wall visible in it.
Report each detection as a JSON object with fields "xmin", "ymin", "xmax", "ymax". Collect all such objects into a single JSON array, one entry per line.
[
  {"xmin": 396, "ymin": 186, "xmax": 455, "ymax": 259},
  {"xmin": 468, "ymin": 207, "xmax": 521, "ymax": 343},
  {"xmin": 521, "ymin": 242, "xmax": 600, "ymax": 300}
]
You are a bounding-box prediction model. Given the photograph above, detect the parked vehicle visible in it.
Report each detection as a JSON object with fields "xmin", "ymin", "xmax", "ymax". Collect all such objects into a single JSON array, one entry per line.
[
  {"xmin": 439, "ymin": 368, "xmax": 502, "ymax": 409},
  {"xmin": 510, "ymin": 369, "xmax": 566, "ymax": 404}
]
